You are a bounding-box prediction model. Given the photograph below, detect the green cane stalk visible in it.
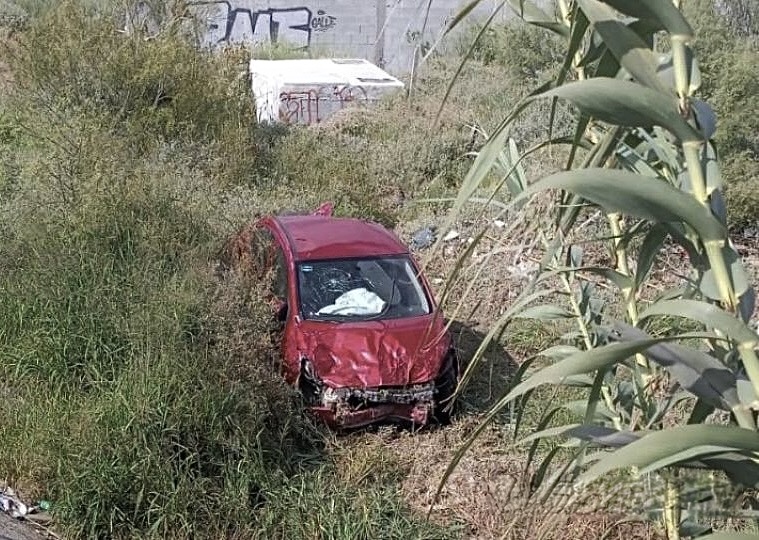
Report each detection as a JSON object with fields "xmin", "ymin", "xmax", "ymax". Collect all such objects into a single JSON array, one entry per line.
[{"xmin": 673, "ymin": 29, "xmax": 759, "ymax": 408}]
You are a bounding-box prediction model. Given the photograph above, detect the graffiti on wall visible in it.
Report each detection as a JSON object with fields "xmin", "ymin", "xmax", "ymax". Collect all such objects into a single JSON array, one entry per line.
[
  {"xmin": 187, "ymin": 1, "xmax": 337, "ymax": 48},
  {"xmin": 278, "ymin": 85, "xmax": 368, "ymax": 124},
  {"xmin": 310, "ymin": 9, "xmax": 337, "ymax": 32}
]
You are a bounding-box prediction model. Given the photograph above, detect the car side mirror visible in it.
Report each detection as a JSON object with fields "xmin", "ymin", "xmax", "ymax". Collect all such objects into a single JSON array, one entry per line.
[{"xmin": 275, "ymin": 299, "xmax": 288, "ymax": 322}]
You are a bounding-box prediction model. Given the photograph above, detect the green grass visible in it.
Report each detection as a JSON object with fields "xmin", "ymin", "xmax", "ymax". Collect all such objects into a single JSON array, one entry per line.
[
  {"xmin": 3, "ymin": 1, "xmax": 754, "ymax": 538},
  {"xmin": 0, "ymin": 2, "xmax": 530, "ymax": 537},
  {"xmin": 253, "ymin": 466, "xmax": 459, "ymax": 540}
]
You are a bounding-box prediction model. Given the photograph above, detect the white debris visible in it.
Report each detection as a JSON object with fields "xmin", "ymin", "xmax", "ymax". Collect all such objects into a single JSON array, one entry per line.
[
  {"xmin": 443, "ymin": 230, "xmax": 459, "ymax": 242},
  {"xmin": 317, "ymin": 287, "xmax": 386, "ymax": 316},
  {"xmin": 507, "ymin": 261, "xmax": 540, "ymax": 279},
  {"xmin": 1, "ymin": 488, "xmax": 28, "ymax": 519},
  {"xmin": 493, "ymin": 219, "xmax": 506, "ymax": 228}
]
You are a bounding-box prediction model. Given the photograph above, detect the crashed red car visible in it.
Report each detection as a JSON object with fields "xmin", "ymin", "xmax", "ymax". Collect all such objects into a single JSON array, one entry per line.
[{"xmin": 236, "ymin": 203, "xmax": 459, "ymax": 429}]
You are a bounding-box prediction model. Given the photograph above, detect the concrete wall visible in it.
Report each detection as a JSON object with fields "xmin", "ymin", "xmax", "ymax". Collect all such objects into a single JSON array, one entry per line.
[
  {"xmin": 128, "ymin": 0, "xmax": 538, "ymax": 75},
  {"xmin": 378, "ymin": 0, "xmax": 513, "ymax": 73}
]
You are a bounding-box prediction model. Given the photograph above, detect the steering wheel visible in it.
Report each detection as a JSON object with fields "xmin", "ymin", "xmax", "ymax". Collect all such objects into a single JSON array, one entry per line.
[{"xmin": 317, "ymin": 267, "xmax": 353, "ymax": 294}]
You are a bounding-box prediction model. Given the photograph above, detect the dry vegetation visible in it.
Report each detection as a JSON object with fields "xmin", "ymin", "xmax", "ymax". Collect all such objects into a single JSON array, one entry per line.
[
  {"xmin": 1, "ymin": 1, "xmax": 758, "ymax": 539},
  {"xmin": 330, "ymin": 420, "xmax": 665, "ymax": 540}
]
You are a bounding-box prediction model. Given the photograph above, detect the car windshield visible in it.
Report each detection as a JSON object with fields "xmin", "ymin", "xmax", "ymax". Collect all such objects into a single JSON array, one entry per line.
[{"xmin": 297, "ymin": 256, "xmax": 432, "ymax": 321}]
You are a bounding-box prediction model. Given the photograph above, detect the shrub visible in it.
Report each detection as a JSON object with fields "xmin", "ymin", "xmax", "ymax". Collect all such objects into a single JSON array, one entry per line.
[
  {"xmin": 462, "ymin": 20, "xmax": 564, "ymax": 82},
  {"xmin": 8, "ymin": 0, "xmax": 258, "ymax": 185},
  {"xmin": 264, "ymin": 97, "xmax": 474, "ymax": 227}
]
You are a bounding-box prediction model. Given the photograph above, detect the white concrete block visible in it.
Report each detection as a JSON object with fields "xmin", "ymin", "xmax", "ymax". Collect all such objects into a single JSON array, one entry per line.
[{"xmin": 249, "ymin": 58, "xmax": 405, "ymax": 125}]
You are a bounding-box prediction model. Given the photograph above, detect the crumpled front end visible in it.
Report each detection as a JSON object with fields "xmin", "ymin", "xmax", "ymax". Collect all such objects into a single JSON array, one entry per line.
[
  {"xmin": 297, "ymin": 358, "xmax": 437, "ymax": 428},
  {"xmin": 291, "ymin": 315, "xmax": 451, "ymax": 389}
]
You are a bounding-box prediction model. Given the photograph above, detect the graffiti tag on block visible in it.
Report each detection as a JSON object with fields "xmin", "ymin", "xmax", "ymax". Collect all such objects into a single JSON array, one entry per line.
[{"xmin": 278, "ymin": 85, "xmax": 368, "ymax": 124}]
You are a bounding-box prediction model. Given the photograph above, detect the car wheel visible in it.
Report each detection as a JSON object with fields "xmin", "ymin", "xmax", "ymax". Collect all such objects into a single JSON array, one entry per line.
[{"xmin": 434, "ymin": 350, "xmax": 459, "ymax": 425}]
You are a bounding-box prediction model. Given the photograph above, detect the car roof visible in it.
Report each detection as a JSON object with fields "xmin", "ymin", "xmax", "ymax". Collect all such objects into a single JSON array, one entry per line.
[{"xmin": 272, "ymin": 215, "xmax": 409, "ymax": 261}]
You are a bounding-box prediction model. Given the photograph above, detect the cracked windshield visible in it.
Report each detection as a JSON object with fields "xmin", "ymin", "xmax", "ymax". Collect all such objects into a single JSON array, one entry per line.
[{"xmin": 298, "ymin": 256, "xmax": 431, "ymax": 320}]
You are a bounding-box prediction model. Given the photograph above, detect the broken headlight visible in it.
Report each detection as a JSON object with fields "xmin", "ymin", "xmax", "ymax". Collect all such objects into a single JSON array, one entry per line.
[{"xmin": 297, "ymin": 357, "xmax": 323, "ymax": 405}]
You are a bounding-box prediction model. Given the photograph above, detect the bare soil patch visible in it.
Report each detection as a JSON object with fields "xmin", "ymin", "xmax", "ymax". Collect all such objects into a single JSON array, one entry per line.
[{"xmin": 0, "ymin": 514, "xmax": 51, "ymax": 540}]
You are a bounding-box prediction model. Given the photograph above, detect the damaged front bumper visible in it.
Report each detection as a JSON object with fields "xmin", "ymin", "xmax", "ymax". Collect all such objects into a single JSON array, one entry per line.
[
  {"xmin": 301, "ymin": 371, "xmax": 436, "ymax": 428},
  {"xmin": 310, "ymin": 401, "xmax": 433, "ymax": 429},
  {"xmin": 297, "ymin": 357, "xmax": 440, "ymax": 428}
]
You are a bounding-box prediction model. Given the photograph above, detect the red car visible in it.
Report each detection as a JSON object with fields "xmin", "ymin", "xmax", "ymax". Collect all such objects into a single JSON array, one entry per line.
[{"xmin": 233, "ymin": 203, "xmax": 459, "ymax": 429}]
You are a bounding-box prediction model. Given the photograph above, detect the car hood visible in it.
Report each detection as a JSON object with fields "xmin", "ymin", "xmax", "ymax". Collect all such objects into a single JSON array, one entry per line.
[{"xmin": 295, "ymin": 314, "xmax": 450, "ymax": 388}]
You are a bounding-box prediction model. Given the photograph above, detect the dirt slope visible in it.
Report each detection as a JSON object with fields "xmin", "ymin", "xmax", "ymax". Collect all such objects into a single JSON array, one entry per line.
[{"xmin": 0, "ymin": 514, "xmax": 50, "ymax": 540}]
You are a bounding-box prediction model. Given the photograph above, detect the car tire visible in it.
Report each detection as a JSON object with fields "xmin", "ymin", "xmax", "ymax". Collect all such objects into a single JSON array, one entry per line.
[{"xmin": 433, "ymin": 350, "xmax": 459, "ymax": 425}]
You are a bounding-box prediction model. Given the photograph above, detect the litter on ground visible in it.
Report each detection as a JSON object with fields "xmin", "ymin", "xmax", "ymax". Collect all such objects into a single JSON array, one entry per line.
[{"xmin": 1, "ymin": 488, "xmax": 28, "ymax": 519}]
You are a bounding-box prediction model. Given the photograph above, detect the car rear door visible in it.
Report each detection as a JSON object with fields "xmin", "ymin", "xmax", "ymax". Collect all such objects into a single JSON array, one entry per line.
[{"xmin": 258, "ymin": 224, "xmax": 301, "ymax": 383}]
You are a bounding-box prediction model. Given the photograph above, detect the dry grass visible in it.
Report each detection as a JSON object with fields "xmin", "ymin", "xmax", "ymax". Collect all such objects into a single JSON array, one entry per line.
[
  {"xmin": 3, "ymin": 4, "xmax": 759, "ymax": 539},
  {"xmin": 0, "ymin": 29, "xmax": 15, "ymax": 87},
  {"xmin": 328, "ymin": 417, "xmax": 665, "ymax": 540},
  {"xmin": 0, "ymin": 58, "xmax": 11, "ymax": 86}
]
